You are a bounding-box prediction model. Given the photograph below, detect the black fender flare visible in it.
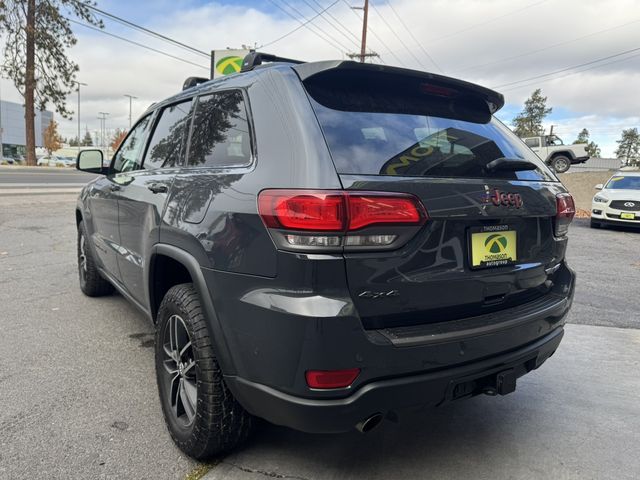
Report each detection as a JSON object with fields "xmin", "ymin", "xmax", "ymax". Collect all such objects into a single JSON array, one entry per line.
[{"xmin": 148, "ymin": 243, "xmax": 237, "ymax": 375}]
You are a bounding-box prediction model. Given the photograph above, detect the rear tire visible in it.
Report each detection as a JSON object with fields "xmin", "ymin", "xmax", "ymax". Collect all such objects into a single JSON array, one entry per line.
[
  {"xmin": 77, "ymin": 220, "xmax": 114, "ymax": 297},
  {"xmin": 155, "ymin": 284, "xmax": 252, "ymax": 460},
  {"xmin": 552, "ymin": 155, "xmax": 571, "ymax": 174}
]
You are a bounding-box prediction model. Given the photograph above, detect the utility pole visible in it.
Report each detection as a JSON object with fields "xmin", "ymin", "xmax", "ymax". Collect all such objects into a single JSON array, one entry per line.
[
  {"xmin": 73, "ymin": 81, "xmax": 87, "ymax": 153},
  {"xmin": 97, "ymin": 112, "xmax": 109, "ymax": 153},
  {"xmin": 347, "ymin": 0, "xmax": 378, "ymax": 63},
  {"xmin": 124, "ymin": 94, "xmax": 137, "ymax": 129}
]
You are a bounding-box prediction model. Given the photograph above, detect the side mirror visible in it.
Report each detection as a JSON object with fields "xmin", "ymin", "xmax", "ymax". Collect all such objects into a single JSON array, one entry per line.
[
  {"xmin": 594, "ymin": 183, "xmax": 604, "ymax": 190},
  {"xmin": 76, "ymin": 150, "xmax": 105, "ymax": 174}
]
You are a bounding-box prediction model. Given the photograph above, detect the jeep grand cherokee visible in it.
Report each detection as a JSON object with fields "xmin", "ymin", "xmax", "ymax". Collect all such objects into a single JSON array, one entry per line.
[{"xmin": 75, "ymin": 55, "xmax": 576, "ymax": 459}]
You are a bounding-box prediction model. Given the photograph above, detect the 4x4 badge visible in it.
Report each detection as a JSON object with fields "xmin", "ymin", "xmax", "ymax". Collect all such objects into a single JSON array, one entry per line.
[{"xmin": 489, "ymin": 189, "xmax": 523, "ymax": 208}]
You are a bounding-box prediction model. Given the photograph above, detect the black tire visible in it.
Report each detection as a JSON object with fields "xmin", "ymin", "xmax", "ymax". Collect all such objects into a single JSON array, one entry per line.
[
  {"xmin": 590, "ymin": 219, "xmax": 602, "ymax": 229},
  {"xmin": 155, "ymin": 283, "xmax": 252, "ymax": 460},
  {"xmin": 552, "ymin": 155, "xmax": 571, "ymax": 174},
  {"xmin": 77, "ymin": 220, "xmax": 114, "ymax": 297}
]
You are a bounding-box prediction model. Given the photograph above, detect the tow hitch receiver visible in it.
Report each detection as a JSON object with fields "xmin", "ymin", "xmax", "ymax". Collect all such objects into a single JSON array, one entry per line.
[{"xmin": 496, "ymin": 369, "xmax": 517, "ymax": 395}]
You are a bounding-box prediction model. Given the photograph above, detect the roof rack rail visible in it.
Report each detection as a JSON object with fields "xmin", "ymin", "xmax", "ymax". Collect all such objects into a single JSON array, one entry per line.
[
  {"xmin": 241, "ymin": 52, "xmax": 305, "ymax": 72},
  {"xmin": 182, "ymin": 76, "xmax": 209, "ymax": 91}
]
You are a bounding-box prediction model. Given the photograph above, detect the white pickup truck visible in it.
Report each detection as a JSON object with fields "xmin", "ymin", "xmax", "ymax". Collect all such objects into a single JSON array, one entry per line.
[{"xmin": 522, "ymin": 135, "xmax": 589, "ymax": 173}]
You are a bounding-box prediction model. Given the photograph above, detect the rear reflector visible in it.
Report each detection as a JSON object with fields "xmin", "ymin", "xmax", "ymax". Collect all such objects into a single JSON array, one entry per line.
[
  {"xmin": 555, "ymin": 193, "xmax": 575, "ymax": 236},
  {"xmin": 258, "ymin": 190, "xmax": 426, "ymax": 232},
  {"xmin": 305, "ymin": 368, "xmax": 360, "ymax": 389}
]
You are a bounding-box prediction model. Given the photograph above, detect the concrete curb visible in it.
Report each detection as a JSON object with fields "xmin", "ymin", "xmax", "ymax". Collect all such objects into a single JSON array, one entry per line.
[{"xmin": 0, "ymin": 188, "xmax": 81, "ymax": 196}]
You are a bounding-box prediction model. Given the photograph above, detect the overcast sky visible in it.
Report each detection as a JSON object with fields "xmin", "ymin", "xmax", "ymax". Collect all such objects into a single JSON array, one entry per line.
[{"xmin": 2, "ymin": 0, "xmax": 639, "ymax": 156}]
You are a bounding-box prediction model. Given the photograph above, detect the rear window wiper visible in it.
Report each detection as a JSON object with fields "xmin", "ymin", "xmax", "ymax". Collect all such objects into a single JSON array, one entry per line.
[{"xmin": 485, "ymin": 157, "xmax": 539, "ymax": 172}]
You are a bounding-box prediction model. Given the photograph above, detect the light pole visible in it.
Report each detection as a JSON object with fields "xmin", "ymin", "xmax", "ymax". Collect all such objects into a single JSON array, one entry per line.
[
  {"xmin": 73, "ymin": 81, "xmax": 87, "ymax": 153},
  {"xmin": 124, "ymin": 94, "xmax": 137, "ymax": 129},
  {"xmin": 97, "ymin": 112, "xmax": 109, "ymax": 154}
]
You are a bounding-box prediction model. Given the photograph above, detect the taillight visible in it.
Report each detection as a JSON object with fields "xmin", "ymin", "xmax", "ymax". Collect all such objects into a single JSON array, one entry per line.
[
  {"xmin": 258, "ymin": 189, "xmax": 427, "ymax": 251},
  {"xmin": 305, "ymin": 368, "xmax": 360, "ymax": 389},
  {"xmin": 555, "ymin": 193, "xmax": 575, "ymax": 236},
  {"xmin": 258, "ymin": 190, "xmax": 346, "ymax": 231}
]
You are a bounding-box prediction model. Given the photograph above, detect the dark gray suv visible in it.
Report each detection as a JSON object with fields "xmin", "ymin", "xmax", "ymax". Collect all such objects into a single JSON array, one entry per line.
[{"xmin": 75, "ymin": 56, "xmax": 576, "ymax": 459}]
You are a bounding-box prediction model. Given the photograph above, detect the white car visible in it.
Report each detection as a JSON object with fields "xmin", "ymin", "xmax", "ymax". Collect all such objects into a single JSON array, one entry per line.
[{"xmin": 591, "ymin": 171, "xmax": 640, "ymax": 228}]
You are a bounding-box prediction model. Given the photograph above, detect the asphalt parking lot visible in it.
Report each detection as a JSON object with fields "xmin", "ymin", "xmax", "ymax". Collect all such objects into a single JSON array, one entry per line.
[{"xmin": 1, "ymin": 194, "xmax": 639, "ymax": 479}]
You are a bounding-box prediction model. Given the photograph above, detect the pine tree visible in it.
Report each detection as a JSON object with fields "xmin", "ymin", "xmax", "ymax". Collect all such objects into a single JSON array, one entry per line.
[
  {"xmin": 615, "ymin": 128, "xmax": 640, "ymax": 166},
  {"xmin": 512, "ymin": 89, "xmax": 552, "ymax": 138},
  {"xmin": 82, "ymin": 129, "xmax": 93, "ymax": 146},
  {"xmin": 572, "ymin": 128, "xmax": 601, "ymax": 157},
  {"xmin": 0, "ymin": 1, "xmax": 102, "ymax": 165}
]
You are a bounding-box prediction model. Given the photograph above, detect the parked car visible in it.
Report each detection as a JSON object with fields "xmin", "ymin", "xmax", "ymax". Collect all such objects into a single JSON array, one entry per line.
[
  {"xmin": 521, "ymin": 135, "xmax": 589, "ymax": 173},
  {"xmin": 75, "ymin": 55, "xmax": 576, "ymax": 459},
  {"xmin": 37, "ymin": 155, "xmax": 74, "ymax": 167},
  {"xmin": 1, "ymin": 156, "xmax": 15, "ymax": 165},
  {"xmin": 591, "ymin": 172, "xmax": 640, "ymax": 228}
]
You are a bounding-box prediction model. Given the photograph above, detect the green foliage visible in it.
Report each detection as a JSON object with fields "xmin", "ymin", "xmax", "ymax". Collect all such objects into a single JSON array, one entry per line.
[
  {"xmin": 572, "ymin": 128, "xmax": 601, "ymax": 157},
  {"xmin": 82, "ymin": 129, "xmax": 93, "ymax": 146},
  {"xmin": 0, "ymin": 0, "xmax": 102, "ymax": 118},
  {"xmin": 615, "ymin": 128, "xmax": 640, "ymax": 166},
  {"xmin": 512, "ymin": 89, "xmax": 552, "ymax": 138}
]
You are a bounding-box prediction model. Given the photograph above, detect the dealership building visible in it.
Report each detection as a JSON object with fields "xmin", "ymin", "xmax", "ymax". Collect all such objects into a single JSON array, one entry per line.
[{"xmin": 0, "ymin": 99, "xmax": 53, "ymax": 158}]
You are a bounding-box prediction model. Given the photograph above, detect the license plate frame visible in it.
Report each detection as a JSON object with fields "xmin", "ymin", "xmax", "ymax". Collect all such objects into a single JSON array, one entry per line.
[
  {"xmin": 469, "ymin": 225, "xmax": 518, "ymax": 269},
  {"xmin": 620, "ymin": 212, "xmax": 636, "ymax": 220}
]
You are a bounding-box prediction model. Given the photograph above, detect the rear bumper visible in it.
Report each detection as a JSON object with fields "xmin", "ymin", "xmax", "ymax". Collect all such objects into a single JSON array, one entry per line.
[
  {"xmin": 226, "ymin": 327, "xmax": 564, "ymax": 433},
  {"xmin": 205, "ymin": 258, "xmax": 574, "ymax": 433}
]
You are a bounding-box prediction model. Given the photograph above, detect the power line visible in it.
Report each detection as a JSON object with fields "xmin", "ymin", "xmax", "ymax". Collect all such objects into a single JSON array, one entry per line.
[
  {"xmin": 493, "ymin": 45, "xmax": 640, "ymax": 89},
  {"xmin": 279, "ymin": 0, "xmax": 353, "ymax": 52},
  {"xmin": 428, "ymin": 0, "xmax": 549, "ymax": 44},
  {"xmin": 267, "ymin": 0, "xmax": 349, "ymax": 54},
  {"xmin": 79, "ymin": 1, "xmax": 209, "ymax": 58},
  {"xmin": 454, "ymin": 17, "xmax": 640, "ymax": 74},
  {"xmin": 68, "ymin": 19, "xmax": 209, "ymax": 71},
  {"xmin": 370, "ymin": 2, "xmax": 431, "ymax": 70},
  {"xmin": 310, "ymin": 0, "xmax": 360, "ymax": 44},
  {"xmin": 499, "ymin": 51, "xmax": 640, "ymax": 92},
  {"xmin": 383, "ymin": 0, "xmax": 443, "ymax": 73},
  {"xmin": 261, "ymin": 0, "xmax": 341, "ymax": 48},
  {"xmin": 301, "ymin": 0, "xmax": 360, "ymax": 49}
]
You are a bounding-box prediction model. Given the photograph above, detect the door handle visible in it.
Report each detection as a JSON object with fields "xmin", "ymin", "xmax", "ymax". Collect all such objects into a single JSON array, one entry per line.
[
  {"xmin": 110, "ymin": 184, "xmax": 121, "ymax": 192},
  {"xmin": 147, "ymin": 183, "xmax": 168, "ymax": 194}
]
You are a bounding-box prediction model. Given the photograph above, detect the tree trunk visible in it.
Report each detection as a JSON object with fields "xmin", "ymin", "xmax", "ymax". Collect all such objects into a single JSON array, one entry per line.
[{"xmin": 24, "ymin": 0, "xmax": 37, "ymax": 167}]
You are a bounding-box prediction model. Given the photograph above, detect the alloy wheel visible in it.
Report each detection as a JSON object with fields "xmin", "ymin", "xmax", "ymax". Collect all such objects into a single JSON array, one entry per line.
[{"xmin": 161, "ymin": 314, "xmax": 197, "ymax": 427}]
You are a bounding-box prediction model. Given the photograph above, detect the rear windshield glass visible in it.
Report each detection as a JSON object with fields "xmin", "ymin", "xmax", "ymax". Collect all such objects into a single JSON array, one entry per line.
[
  {"xmin": 605, "ymin": 176, "xmax": 640, "ymax": 189},
  {"xmin": 307, "ymin": 86, "xmax": 554, "ymax": 181}
]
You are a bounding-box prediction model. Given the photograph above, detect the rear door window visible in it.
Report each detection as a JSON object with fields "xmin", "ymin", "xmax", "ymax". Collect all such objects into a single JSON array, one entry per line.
[
  {"xmin": 143, "ymin": 100, "xmax": 192, "ymax": 170},
  {"xmin": 187, "ymin": 90, "xmax": 252, "ymax": 168}
]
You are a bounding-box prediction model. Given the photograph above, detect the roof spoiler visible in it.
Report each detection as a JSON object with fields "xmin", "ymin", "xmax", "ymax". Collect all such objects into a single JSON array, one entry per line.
[
  {"xmin": 293, "ymin": 61, "xmax": 505, "ymax": 113},
  {"xmin": 241, "ymin": 52, "xmax": 305, "ymax": 72}
]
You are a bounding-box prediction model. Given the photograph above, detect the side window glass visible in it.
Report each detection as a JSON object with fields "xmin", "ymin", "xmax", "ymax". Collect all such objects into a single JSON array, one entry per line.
[
  {"xmin": 525, "ymin": 138, "xmax": 540, "ymax": 148},
  {"xmin": 188, "ymin": 90, "xmax": 252, "ymax": 168},
  {"xmin": 112, "ymin": 115, "xmax": 153, "ymax": 173},
  {"xmin": 143, "ymin": 100, "xmax": 192, "ymax": 170}
]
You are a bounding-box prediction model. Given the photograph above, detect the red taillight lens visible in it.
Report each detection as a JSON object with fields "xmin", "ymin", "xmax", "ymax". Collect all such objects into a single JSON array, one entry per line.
[
  {"xmin": 348, "ymin": 195, "xmax": 424, "ymax": 230},
  {"xmin": 258, "ymin": 190, "xmax": 426, "ymax": 232},
  {"xmin": 555, "ymin": 193, "xmax": 575, "ymax": 236},
  {"xmin": 305, "ymin": 368, "xmax": 360, "ymax": 389},
  {"xmin": 258, "ymin": 190, "xmax": 346, "ymax": 231}
]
